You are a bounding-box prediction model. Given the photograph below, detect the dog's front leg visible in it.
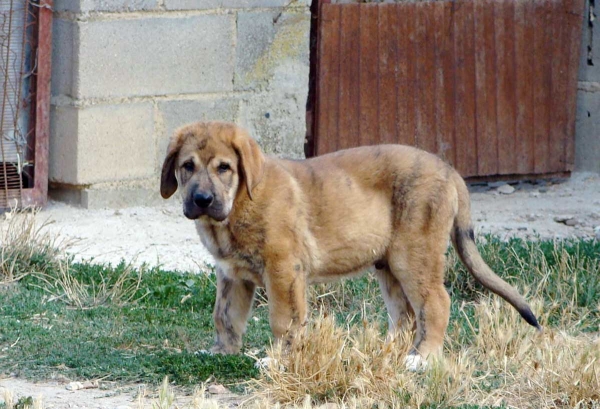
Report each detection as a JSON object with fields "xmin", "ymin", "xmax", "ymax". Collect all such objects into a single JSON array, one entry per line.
[
  {"xmin": 264, "ymin": 261, "xmax": 307, "ymax": 345},
  {"xmin": 211, "ymin": 267, "xmax": 256, "ymax": 354}
]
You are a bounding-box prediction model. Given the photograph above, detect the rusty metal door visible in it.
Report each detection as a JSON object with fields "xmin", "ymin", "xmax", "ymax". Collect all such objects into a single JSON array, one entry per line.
[
  {"xmin": 0, "ymin": 0, "xmax": 52, "ymax": 209},
  {"xmin": 309, "ymin": 0, "xmax": 585, "ymax": 179}
]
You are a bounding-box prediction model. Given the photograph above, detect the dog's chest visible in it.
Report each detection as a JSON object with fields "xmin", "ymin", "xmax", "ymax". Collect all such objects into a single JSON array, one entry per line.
[
  {"xmin": 195, "ymin": 220, "xmax": 265, "ymax": 285},
  {"xmin": 195, "ymin": 221, "xmax": 232, "ymax": 257}
]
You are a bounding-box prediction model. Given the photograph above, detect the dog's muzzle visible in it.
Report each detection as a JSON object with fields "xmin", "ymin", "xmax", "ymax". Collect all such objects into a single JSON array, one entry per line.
[
  {"xmin": 193, "ymin": 191, "xmax": 214, "ymax": 209},
  {"xmin": 184, "ymin": 190, "xmax": 227, "ymax": 221}
]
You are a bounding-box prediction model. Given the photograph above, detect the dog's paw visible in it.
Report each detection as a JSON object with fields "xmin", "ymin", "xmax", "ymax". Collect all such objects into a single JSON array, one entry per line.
[
  {"xmin": 208, "ymin": 344, "xmax": 239, "ymax": 355},
  {"xmin": 254, "ymin": 357, "xmax": 275, "ymax": 369},
  {"xmin": 196, "ymin": 346, "xmax": 236, "ymax": 356},
  {"xmin": 254, "ymin": 357, "xmax": 285, "ymax": 371},
  {"xmin": 404, "ymin": 354, "xmax": 428, "ymax": 372}
]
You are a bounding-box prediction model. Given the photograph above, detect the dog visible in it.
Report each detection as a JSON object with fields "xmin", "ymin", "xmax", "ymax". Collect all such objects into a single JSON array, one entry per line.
[{"xmin": 160, "ymin": 121, "xmax": 541, "ymax": 370}]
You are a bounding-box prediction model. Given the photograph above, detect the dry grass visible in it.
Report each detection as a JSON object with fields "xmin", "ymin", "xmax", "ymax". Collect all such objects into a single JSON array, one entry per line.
[
  {"xmin": 0, "ymin": 208, "xmax": 144, "ymax": 308},
  {"xmin": 249, "ymin": 238, "xmax": 600, "ymax": 409},
  {"xmin": 30, "ymin": 257, "xmax": 145, "ymax": 308},
  {"xmin": 134, "ymin": 378, "xmax": 227, "ymax": 409},
  {"xmin": 0, "ymin": 381, "xmax": 223, "ymax": 409},
  {"xmin": 1, "ymin": 389, "xmax": 44, "ymax": 409},
  {"xmin": 251, "ymin": 300, "xmax": 600, "ymax": 409},
  {"xmin": 0, "ymin": 208, "xmax": 66, "ymax": 283}
]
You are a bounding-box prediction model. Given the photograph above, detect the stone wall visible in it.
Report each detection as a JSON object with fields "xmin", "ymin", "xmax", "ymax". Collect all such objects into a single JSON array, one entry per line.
[
  {"xmin": 49, "ymin": 0, "xmax": 310, "ymax": 208},
  {"xmin": 577, "ymin": 0, "xmax": 600, "ymax": 174}
]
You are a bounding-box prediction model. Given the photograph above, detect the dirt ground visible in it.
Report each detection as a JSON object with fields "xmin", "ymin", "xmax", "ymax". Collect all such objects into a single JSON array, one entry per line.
[{"xmin": 1, "ymin": 171, "xmax": 599, "ymax": 408}]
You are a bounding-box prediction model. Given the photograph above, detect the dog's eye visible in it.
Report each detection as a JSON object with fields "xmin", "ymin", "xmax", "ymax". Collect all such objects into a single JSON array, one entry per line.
[
  {"xmin": 182, "ymin": 161, "xmax": 195, "ymax": 172},
  {"xmin": 217, "ymin": 163, "xmax": 230, "ymax": 173}
]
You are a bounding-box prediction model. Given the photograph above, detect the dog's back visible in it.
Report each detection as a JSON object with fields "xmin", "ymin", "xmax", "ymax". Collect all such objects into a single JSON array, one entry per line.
[{"xmin": 276, "ymin": 145, "xmax": 459, "ymax": 279}]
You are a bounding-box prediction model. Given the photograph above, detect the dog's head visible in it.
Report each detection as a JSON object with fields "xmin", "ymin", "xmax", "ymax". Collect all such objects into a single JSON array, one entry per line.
[{"xmin": 160, "ymin": 122, "xmax": 265, "ymax": 222}]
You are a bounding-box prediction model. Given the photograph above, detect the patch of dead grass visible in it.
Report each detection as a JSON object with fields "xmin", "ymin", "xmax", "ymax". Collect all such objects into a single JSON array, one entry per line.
[
  {"xmin": 0, "ymin": 208, "xmax": 66, "ymax": 283},
  {"xmin": 252, "ymin": 299, "xmax": 600, "ymax": 409},
  {"xmin": 0, "ymin": 208, "xmax": 144, "ymax": 308},
  {"xmin": 31, "ymin": 257, "xmax": 145, "ymax": 308},
  {"xmin": 0, "ymin": 389, "xmax": 44, "ymax": 409}
]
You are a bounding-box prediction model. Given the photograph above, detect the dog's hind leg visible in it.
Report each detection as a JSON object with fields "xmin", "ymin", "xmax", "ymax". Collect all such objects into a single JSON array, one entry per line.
[
  {"xmin": 375, "ymin": 266, "xmax": 414, "ymax": 335},
  {"xmin": 388, "ymin": 238, "xmax": 451, "ymax": 371},
  {"xmin": 211, "ymin": 267, "xmax": 256, "ymax": 354}
]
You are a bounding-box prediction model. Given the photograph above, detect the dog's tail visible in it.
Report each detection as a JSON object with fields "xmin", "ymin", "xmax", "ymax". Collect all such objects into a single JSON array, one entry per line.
[{"xmin": 450, "ymin": 174, "xmax": 542, "ymax": 331}]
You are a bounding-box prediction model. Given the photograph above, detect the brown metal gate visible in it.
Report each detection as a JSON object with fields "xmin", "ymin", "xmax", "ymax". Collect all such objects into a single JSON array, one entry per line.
[
  {"xmin": 309, "ymin": 0, "xmax": 585, "ymax": 179},
  {"xmin": 0, "ymin": 0, "xmax": 52, "ymax": 210}
]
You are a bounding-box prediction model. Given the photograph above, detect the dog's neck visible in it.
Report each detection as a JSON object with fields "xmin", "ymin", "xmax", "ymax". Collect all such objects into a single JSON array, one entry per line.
[
  {"xmin": 194, "ymin": 217, "xmax": 233, "ymax": 260},
  {"xmin": 196, "ymin": 216, "xmax": 230, "ymax": 228}
]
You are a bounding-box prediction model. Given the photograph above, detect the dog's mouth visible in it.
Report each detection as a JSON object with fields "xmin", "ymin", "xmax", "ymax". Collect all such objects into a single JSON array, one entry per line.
[{"xmin": 183, "ymin": 200, "xmax": 228, "ymax": 222}]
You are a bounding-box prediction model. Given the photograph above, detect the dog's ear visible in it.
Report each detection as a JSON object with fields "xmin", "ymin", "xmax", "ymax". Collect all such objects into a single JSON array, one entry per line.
[
  {"xmin": 160, "ymin": 131, "xmax": 185, "ymax": 199},
  {"xmin": 232, "ymin": 127, "xmax": 265, "ymax": 200}
]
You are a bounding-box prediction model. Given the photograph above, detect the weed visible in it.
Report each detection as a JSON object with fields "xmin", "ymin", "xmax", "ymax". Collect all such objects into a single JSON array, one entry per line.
[
  {"xmin": 30, "ymin": 258, "xmax": 146, "ymax": 308},
  {"xmin": 0, "ymin": 209, "xmax": 67, "ymax": 283},
  {"xmin": 151, "ymin": 377, "xmax": 175, "ymax": 409},
  {"xmin": 0, "ymin": 393, "xmax": 42, "ymax": 409}
]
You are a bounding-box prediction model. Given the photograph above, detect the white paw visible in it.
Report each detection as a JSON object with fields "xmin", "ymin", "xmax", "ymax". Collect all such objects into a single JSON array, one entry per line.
[
  {"xmin": 195, "ymin": 349, "xmax": 214, "ymax": 356},
  {"xmin": 404, "ymin": 354, "xmax": 428, "ymax": 372},
  {"xmin": 254, "ymin": 357, "xmax": 275, "ymax": 369},
  {"xmin": 254, "ymin": 357, "xmax": 284, "ymax": 371}
]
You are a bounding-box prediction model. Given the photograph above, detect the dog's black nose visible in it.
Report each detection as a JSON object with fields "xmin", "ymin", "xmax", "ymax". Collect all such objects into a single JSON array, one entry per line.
[{"xmin": 193, "ymin": 192, "xmax": 214, "ymax": 208}]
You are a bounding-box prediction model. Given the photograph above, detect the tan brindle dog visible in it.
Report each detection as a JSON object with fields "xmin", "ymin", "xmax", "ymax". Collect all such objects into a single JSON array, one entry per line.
[{"xmin": 160, "ymin": 121, "xmax": 541, "ymax": 370}]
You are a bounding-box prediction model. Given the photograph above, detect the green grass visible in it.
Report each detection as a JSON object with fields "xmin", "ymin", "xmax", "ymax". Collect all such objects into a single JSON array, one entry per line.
[
  {"xmin": 0, "ymin": 262, "xmax": 266, "ymax": 385},
  {"xmin": 0, "ymin": 229, "xmax": 599, "ymax": 399},
  {"xmin": 447, "ymin": 236, "xmax": 600, "ymax": 331}
]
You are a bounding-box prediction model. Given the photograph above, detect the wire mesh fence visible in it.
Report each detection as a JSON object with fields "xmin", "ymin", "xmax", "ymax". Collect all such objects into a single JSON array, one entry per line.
[{"xmin": 1, "ymin": 0, "xmax": 47, "ymax": 210}]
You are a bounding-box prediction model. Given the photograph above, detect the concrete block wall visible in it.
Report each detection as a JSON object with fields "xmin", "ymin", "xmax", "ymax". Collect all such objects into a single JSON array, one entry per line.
[
  {"xmin": 576, "ymin": 0, "xmax": 600, "ymax": 174},
  {"xmin": 49, "ymin": 0, "xmax": 310, "ymax": 208}
]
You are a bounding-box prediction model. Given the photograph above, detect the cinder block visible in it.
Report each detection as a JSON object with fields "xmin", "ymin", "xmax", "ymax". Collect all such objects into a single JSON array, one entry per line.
[
  {"xmin": 51, "ymin": 18, "xmax": 77, "ymax": 98},
  {"xmin": 575, "ymin": 89, "xmax": 600, "ymax": 173},
  {"xmin": 76, "ymin": 15, "xmax": 234, "ymax": 99},
  {"xmin": 222, "ymin": 0, "xmax": 289, "ymax": 7},
  {"xmin": 77, "ymin": 103, "xmax": 156, "ymax": 183},
  {"xmin": 54, "ymin": 0, "xmax": 157, "ymax": 13},
  {"xmin": 50, "ymin": 185, "xmax": 162, "ymax": 209},
  {"xmin": 164, "ymin": 0, "xmax": 221, "ymax": 10},
  {"xmin": 53, "ymin": 0, "xmax": 82, "ymax": 13},
  {"xmin": 49, "ymin": 105, "xmax": 79, "ymax": 183},
  {"xmin": 238, "ymin": 90, "xmax": 307, "ymax": 159},
  {"xmin": 235, "ymin": 11, "xmax": 310, "ymax": 91},
  {"xmin": 157, "ymin": 98, "xmax": 239, "ymax": 165},
  {"xmin": 235, "ymin": 11, "xmax": 277, "ymax": 91},
  {"xmin": 50, "ymin": 103, "xmax": 156, "ymax": 184},
  {"xmin": 165, "ymin": 0, "xmax": 309, "ymax": 8},
  {"xmin": 579, "ymin": 0, "xmax": 600, "ymax": 82},
  {"xmin": 589, "ymin": 16, "xmax": 600, "ymax": 82},
  {"xmin": 48, "ymin": 185, "xmax": 84, "ymax": 206},
  {"xmin": 81, "ymin": 186, "xmax": 163, "ymax": 208},
  {"xmin": 82, "ymin": 0, "xmax": 158, "ymax": 12}
]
